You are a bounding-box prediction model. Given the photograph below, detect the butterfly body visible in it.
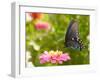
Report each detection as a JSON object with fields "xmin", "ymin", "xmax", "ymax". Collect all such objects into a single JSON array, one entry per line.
[{"xmin": 65, "ymin": 20, "xmax": 84, "ymax": 51}]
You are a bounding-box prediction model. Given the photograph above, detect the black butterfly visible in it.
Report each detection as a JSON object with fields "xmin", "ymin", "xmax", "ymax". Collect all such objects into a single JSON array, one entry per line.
[{"xmin": 65, "ymin": 20, "xmax": 84, "ymax": 51}]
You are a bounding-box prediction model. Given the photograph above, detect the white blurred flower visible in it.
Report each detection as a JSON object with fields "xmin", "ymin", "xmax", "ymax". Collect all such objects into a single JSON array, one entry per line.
[
  {"xmin": 29, "ymin": 41, "xmax": 40, "ymax": 51},
  {"xmin": 26, "ymin": 51, "xmax": 33, "ymax": 67},
  {"xmin": 26, "ymin": 51, "xmax": 31, "ymax": 59},
  {"xmin": 26, "ymin": 13, "xmax": 32, "ymax": 22}
]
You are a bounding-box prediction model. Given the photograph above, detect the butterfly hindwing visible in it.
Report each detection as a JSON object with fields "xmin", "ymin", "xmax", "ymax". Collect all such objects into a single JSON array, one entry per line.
[{"xmin": 65, "ymin": 20, "xmax": 84, "ymax": 51}]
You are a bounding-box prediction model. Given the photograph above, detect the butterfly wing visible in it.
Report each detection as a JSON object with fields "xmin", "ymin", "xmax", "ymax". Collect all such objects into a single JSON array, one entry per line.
[{"xmin": 65, "ymin": 20, "xmax": 84, "ymax": 50}]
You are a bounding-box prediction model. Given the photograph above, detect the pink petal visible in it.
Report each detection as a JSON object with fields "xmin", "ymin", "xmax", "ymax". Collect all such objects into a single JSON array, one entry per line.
[
  {"xmin": 67, "ymin": 56, "xmax": 71, "ymax": 60},
  {"xmin": 51, "ymin": 60, "xmax": 57, "ymax": 64},
  {"xmin": 51, "ymin": 55, "xmax": 57, "ymax": 60},
  {"xmin": 58, "ymin": 61, "xmax": 63, "ymax": 64},
  {"xmin": 60, "ymin": 54, "xmax": 67, "ymax": 61},
  {"xmin": 40, "ymin": 60, "xmax": 46, "ymax": 64}
]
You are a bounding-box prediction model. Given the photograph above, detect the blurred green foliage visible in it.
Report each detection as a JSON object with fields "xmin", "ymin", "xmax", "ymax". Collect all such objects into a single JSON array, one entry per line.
[{"xmin": 26, "ymin": 13, "xmax": 89, "ymax": 67}]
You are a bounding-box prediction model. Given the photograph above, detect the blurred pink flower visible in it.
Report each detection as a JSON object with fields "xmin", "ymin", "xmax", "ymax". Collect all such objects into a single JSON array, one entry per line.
[
  {"xmin": 39, "ymin": 50, "xmax": 71, "ymax": 64},
  {"xmin": 35, "ymin": 22, "xmax": 51, "ymax": 30}
]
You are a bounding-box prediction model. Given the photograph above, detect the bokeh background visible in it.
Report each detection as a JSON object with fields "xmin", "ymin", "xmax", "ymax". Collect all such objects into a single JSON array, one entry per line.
[{"xmin": 26, "ymin": 12, "xmax": 89, "ymax": 67}]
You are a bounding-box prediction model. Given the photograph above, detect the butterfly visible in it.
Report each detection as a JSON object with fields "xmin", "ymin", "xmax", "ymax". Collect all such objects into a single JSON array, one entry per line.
[{"xmin": 65, "ymin": 20, "xmax": 84, "ymax": 51}]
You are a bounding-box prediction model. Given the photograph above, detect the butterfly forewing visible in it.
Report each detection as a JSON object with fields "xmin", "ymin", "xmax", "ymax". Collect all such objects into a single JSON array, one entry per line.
[
  {"xmin": 66, "ymin": 20, "xmax": 79, "ymax": 40},
  {"xmin": 65, "ymin": 20, "xmax": 84, "ymax": 50}
]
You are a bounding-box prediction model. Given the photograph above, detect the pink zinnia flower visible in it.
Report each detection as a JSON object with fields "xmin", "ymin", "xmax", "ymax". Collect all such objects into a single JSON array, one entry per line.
[
  {"xmin": 35, "ymin": 22, "xmax": 51, "ymax": 30},
  {"xmin": 39, "ymin": 51, "xmax": 71, "ymax": 64}
]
